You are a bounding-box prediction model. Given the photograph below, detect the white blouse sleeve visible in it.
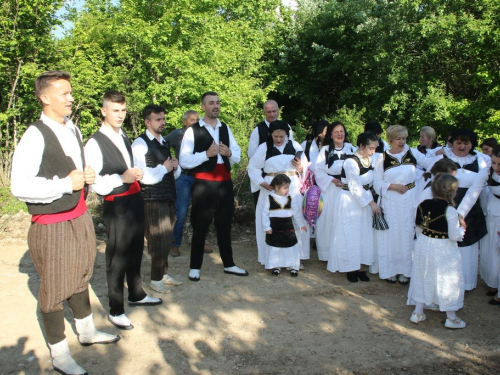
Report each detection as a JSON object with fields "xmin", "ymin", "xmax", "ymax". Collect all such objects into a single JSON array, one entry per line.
[
  {"xmin": 261, "ymin": 194, "xmax": 271, "ymax": 232},
  {"xmin": 314, "ymin": 147, "xmax": 335, "ymax": 193},
  {"xmin": 457, "ymin": 155, "xmax": 490, "ymax": 218},
  {"xmin": 345, "ymin": 158, "xmax": 373, "ymax": 208},
  {"xmin": 247, "ymin": 143, "xmax": 267, "ymax": 187},
  {"xmin": 412, "ymin": 147, "xmax": 443, "ymax": 171},
  {"xmin": 446, "ymin": 206, "xmax": 465, "ymax": 242},
  {"xmin": 373, "ymin": 153, "xmax": 390, "ymax": 196}
]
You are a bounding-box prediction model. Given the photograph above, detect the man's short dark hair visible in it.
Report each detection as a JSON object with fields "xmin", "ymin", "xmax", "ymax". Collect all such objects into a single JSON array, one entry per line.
[
  {"xmin": 143, "ymin": 104, "xmax": 166, "ymax": 121},
  {"xmin": 34, "ymin": 71, "xmax": 71, "ymax": 99},
  {"xmin": 102, "ymin": 90, "xmax": 126, "ymax": 107},
  {"xmin": 201, "ymin": 91, "xmax": 218, "ymax": 104}
]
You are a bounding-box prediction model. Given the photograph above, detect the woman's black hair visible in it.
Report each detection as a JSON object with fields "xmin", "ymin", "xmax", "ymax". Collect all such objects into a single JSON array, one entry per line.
[
  {"xmin": 449, "ymin": 128, "xmax": 478, "ymax": 154},
  {"xmin": 269, "ymin": 174, "xmax": 291, "ymax": 188},
  {"xmin": 356, "ymin": 132, "xmax": 379, "ymax": 148},
  {"xmin": 322, "ymin": 121, "xmax": 349, "ymax": 147},
  {"xmin": 481, "ymin": 137, "xmax": 498, "ymax": 149},
  {"xmin": 492, "ymin": 144, "xmax": 500, "ymax": 158}
]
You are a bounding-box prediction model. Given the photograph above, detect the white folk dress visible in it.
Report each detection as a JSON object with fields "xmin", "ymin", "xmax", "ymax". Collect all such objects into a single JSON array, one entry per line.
[
  {"xmin": 248, "ymin": 140, "xmax": 309, "ymax": 264},
  {"xmin": 407, "ymin": 202, "xmax": 465, "ymax": 311},
  {"xmin": 327, "ymin": 156, "xmax": 375, "ymax": 273},
  {"xmin": 314, "ymin": 143, "xmax": 356, "ymax": 261},
  {"xmin": 372, "ymin": 145, "xmax": 440, "ymax": 279},
  {"xmin": 262, "ymin": 192, "xmax": 306, "ymax": 270},
  {"xmin": 443, "ymin": 148, "xmax": 490, "ymax": 290},
  {"xmin": 479, "ymin": 170, "xmax": 500, "ymax": 289}
]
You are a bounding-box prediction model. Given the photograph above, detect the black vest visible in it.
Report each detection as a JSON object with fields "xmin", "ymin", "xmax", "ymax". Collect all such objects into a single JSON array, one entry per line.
[
  {"xmin": 256, "ymin": 121, "xmax": 268, "ymax": 146},
  {"xmin": 191, "ymin": 122, "xmax": 231, "ymax": 172},
  {"xmin": 375, "ymin": 141, "xmax": 385, "ymax": 153},
  {"xmin": 340, "ymin": 155, "xmax": 373, "ymax": 179},
  {"xmin": 488, "ymin": 168, "xmax": 500, "ymax": 199},
  {"xmin": 25, "ymin": 121, "xmax": 85, "ymax": 215},
  {"xmin": 417, "ymin": 141, "xmax": 440, "ymax": 155},
  {"xmin": 383, "ymin": 149, "xmax": 417, "ymax": 171},
  {"xmin": 443, "ymin": 155, "xmax": 479, "ymax": 173},
  {"xmin": 138, "ymin": 134, "xmax": 176, "ymax": 202},
  {"xmin": 269, "ymin": 195, "xmax": 292, "ymax": 210},
  {"xmin": 325, "ymin": 146, "xmax": 350, "ymax": 168},
  {"xmin": 90, "ymin": 130, "xmax": 133, "ymax": 196},
  {"xmin": 416, "ymin": 199, "xmax": 451, "ymax": 239},
  {"xmin": 265, "ymin": 140, "xmax": 296, "ymax": 160}
]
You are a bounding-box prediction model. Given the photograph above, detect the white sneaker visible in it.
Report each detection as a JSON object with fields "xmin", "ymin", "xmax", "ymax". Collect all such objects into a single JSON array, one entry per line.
[
  {"xmin": 445, "ymin": 317, "xmax": 466, "ymax": 329},
  {"xmin": 163, "ymin": 274, "xmax": 183, "ymax": 286},
  {"xmin": 409, "ymin": 312, "xmax": 426, "ymax": 324},
  {"xmin": 223, "ymin": 266, "xmax": 249, "ymax": 276},
  {"xmin": 150, "ymin": 280, "xmax": 172, "ymax": 294}
]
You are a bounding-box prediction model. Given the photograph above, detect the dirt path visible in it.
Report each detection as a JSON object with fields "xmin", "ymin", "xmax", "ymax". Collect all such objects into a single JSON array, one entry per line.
[{"xmin": 1, "ymin": 230, "xmax": 500, "ymax": 374}]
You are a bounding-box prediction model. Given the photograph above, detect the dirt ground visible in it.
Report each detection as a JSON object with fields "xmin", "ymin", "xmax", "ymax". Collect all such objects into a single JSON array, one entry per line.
[{"xmin": 1, "ymin": 212, "xmax": 500, "ymax": 375}]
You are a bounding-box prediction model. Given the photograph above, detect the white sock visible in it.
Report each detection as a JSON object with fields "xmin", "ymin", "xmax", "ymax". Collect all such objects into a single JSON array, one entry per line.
[
  {"xmin": 446, "ymin": 311, "xmax": 457, "ymax": 320},
  {"xmin": 414, "ymin": 302, "xmax": 424, "ymax": 315}
]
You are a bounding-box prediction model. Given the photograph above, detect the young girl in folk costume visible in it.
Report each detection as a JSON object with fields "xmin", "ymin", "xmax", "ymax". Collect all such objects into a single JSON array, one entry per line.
[
  {"xmin": 408, "ymin": 174, "xmax": 467, "ymax": 329},
  {"xmin": 480, "ymin": 145, "xmax": 500, "ymax": 302},
  {"xmin": 248, "ymin": 120, "xmax": 309, "ymax": 267},
  {"xmin": 262, "ymin": 174, "xmax": 308, "ymax": 276},
  {"xmin": 415, "ymin": 158, "xmax": 458, "ymax": 207},
  {"xmin": 314, "ymin": 122, "xmax": 356, "ymax": 261},
  {"xmin": 327, "ymin": 132, "xmax": 380, "ymax": 282}
]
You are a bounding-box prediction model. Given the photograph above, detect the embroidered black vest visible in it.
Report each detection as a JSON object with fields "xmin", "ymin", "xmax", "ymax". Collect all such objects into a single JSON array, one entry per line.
[
  {"xmin": 340, "ymin": 155, "xmax": 373, "ymax": 179},
  {"xmin": 91, "ymin": 131, "xmax": 133, "ymax": 196},
  {"xmin": 383, "ymin": 149, "xmax": 417, "ymax": 172},
  {"xmin": 191, "ymin": 122, "xmax": 231, "ymax": 172},
  {"xmin": 269, "ymin": 195, "xmax": 292, "ymax": 210},
  {"xmin": 415, "ymin": 199, "xmax": 451, "ymax": 239},
  {"xmin": 25, "ymin": 121, "xmax": 85, "ymax": 215},
  {"xmin": 265, "ymin": 140, "xmax": 296, "ymax": 160},
  {"xmin": 138, "ymin": 134, "xmax": 176, "ymax": 202},
  {"xmin": 325, "ymin": 147, "xmax": 350, "ymax": 168}
]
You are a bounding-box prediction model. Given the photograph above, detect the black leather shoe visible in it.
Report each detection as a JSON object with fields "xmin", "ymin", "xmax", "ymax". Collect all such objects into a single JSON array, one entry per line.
[
  {"xmin": 357, "ymin": 271, "xmax": 370, "ymax": 282},
  {"xmin": 346, "ymin": 272, "xmax": 358, "ymax": 283}
]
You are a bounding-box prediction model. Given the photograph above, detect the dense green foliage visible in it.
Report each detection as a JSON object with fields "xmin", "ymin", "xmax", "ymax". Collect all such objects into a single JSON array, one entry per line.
[
  {"xmin": 278, "ymin": 0, "xmax": 500, "ymax": 144},
  {"xmin": 1, "ymin": 0, "xmax": 500, "ymax": 167}
]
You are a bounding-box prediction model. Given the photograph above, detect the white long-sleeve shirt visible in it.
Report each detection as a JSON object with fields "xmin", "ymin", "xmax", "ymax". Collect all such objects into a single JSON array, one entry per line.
[
  {"xmin": 179, "ymin": 117, "xmax": 241, "ymax": 169},
  {"xmin": 11, "ymin": 113, "xmax": 81, "ymax": 203},
  {"xmin": 84, "ymin": 125, "xmax": 132, "ymax": 196},
  {"xmin": 247, "ymin": 119, "xmax": 294, "ymax": 158}
]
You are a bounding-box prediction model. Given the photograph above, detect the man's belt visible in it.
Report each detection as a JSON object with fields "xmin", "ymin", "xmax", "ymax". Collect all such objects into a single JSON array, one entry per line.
[{"xmin": 180, "ymin": 169, "xmax": 193, "ymax": 176}]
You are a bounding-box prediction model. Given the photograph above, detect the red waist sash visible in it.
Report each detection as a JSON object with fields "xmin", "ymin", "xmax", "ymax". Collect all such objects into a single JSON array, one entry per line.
[
  {"xmin": 104, "ymin": 180, "xmax": 141, "ymax": 201},
  {"xmin": 194, "ymin": 163, "xmax": 231, "ymax": 181}
]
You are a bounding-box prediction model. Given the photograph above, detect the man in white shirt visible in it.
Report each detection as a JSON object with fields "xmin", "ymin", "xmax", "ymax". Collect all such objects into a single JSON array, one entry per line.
[
  {"xmin": 179, "ymin": 91, "xmax": 248, "ymax": 281},
  {"xmin": 85, "ymin": 91, "xmax": 161, "ymax": 332},
  {"xmin": 11, "ymin": 71, "xmax": 119, "ymax": 375},
  {"xmin": 131, "ymin": 104, "xmax": 182, "ymax": 294},
  {"xmin": 247, "ymin": 100, "xmax": 293, "ymax": 206}
]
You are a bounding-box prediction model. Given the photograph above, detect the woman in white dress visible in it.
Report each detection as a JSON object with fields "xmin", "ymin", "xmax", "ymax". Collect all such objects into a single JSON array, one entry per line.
[
  {"xmin": 248, "ymin": 120, "xmax": 309, "ymax": 265},
  {"xmin": 480, "ymin": 145, "xmax": 500, "ymax": 299},
  {"xmin": 442, "ymin": 128, "xmax": 490, "ymax": 291},
  {"xmin": 327, "ymin": 132, "xmax": 381, "ymax": 282},
  {"xmin": 314, "ymin": 122, "xmax": 356, "ymax": 261},
  {"xmin": 373, "ymin": 125, "xmax": 442, "ymax": 284},
  {"xmin": 407, "ymin": 174, "xmax": 467, "ymax": 329}
]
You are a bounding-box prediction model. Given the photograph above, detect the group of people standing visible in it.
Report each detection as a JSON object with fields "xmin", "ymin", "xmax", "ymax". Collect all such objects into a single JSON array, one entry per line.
[
  {"xmin": 11, "ymin": 71, "xmax": 247, "ymax": 375},
  {"xmin": 247, "ymin": 103, "xmax": 500, "ymax": 330},
  {"xmin": 9, "ymin": 70, "xmax": 500, "ymax": 374}
]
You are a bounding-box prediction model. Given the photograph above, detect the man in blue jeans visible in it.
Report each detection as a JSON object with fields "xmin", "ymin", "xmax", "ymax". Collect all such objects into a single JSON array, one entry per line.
[{"xmin": 165, "ymin": 110, "xmax": 212, "ymax": 257}]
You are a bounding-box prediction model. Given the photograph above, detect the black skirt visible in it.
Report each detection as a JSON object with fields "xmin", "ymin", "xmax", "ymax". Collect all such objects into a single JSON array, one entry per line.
[
  {"xmin": 266, "ymin": 217, "xmax": 298, "ymax": 248},
  {"xmin": 455, "ymin": 187, "xmax": 487, "ymax": 247}
]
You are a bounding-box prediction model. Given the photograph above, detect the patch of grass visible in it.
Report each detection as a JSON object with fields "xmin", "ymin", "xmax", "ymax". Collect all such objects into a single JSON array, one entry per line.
[{"xmin": 0, "ymin": 186, "xmax": 27, "ymax": 215}]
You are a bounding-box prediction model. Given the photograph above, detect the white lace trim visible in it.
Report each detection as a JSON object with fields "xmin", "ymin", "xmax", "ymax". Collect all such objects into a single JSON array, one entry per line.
[{"xmin": 443, "ymin": 147, "xmax": 477, "ymax": 167}]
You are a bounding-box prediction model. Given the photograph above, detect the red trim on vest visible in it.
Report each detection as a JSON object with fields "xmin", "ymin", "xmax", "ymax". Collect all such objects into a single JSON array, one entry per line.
[
  {"xmin": 104, "ymin": 180, "xmax": 141, "ymax": 201},
  {"xmin": 32, "ymin": 190, "xmax": 87, "ymax": 224},
  {"xmin": 194, "ymin": 163, "xmax": 231, "ymax": 181}
]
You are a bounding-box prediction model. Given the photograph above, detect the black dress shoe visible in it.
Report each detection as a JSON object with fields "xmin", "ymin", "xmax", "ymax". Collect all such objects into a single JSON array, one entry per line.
[
  {"xmin": 357, "ymin": 271, "xmax": 370, "ymax": 282},
  {"xmin": 488, "ymin": 298, "xmax": 500, "ymax": 305},
  {"xmin": 346, "ymin": 272, "xmax": 358, "ymax": 283},
  {"xmin": 486, "ymin": 290, "xmax": 498, "ymax": 296}
]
